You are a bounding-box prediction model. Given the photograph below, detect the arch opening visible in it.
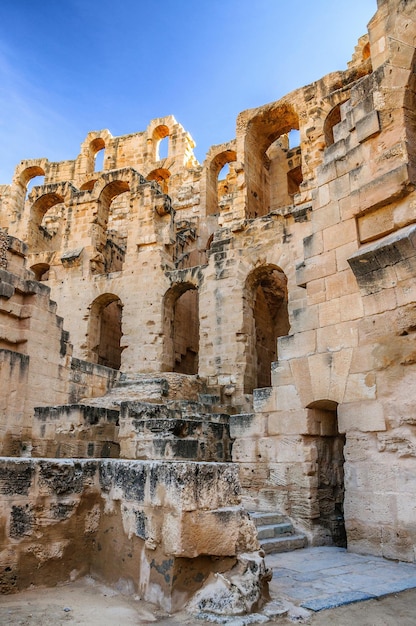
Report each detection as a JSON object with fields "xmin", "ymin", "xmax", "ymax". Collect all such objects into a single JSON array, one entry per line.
[
  {"xmin": 243, "ymin": 265, "xmax": 290, "ymax": 393},
  {"xmin": 206, "ymin": 149, "xmax": 237, "ymax": 216},
  {"xmin": 307, "ymin": 401, "xmax": 347, "ymax": 548},
  {"xmin": 153, "ymin": 125, "xmax": 170, "ymax": 161},
  {"xmin": 87, "ymin": 294, "xmax": 123, "ymax": 370},
  {"xmin": 90, "ymin": 138, "xmax": 106, "ymax": 173},
  {"xmin": 245, "ymin": 106, "xmax": 303, "ymax": 218},
  {"xmin": 30, "ymin": 263, "xmax": 50, "ymax": 281},
  {"xmin": 163, "ymin": 284, "xmax": 199, "ymax": 375},
  {"xmin": 324, "ymin": 102, "xmax": 348, "ymax": 147},
  {"xmin": 94, "ymin": 180, "xmax": 130, "ymax": 273},
  {"xmin": 147, "ymin": 168, "xmax": 171, "ymax": 194},
  {"xmin": 28, "ymin": 193, "xmax": 65, "ymax": 253}
]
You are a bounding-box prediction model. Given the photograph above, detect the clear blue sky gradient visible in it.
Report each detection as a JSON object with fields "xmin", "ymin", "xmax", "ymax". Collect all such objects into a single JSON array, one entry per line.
[{"xmin": 0, "ymin": 0, "xmax": 376, "ymax": 183}]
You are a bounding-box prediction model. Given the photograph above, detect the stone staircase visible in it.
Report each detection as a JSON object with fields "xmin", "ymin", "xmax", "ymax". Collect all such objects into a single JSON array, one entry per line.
[{"xmin": 250, "ymin": 512, "xmax": 307, "ymax": 554}]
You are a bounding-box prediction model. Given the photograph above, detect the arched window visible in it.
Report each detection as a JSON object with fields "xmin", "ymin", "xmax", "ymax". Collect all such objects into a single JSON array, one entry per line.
[
  {"xmin": 152, "ymin": 125, "xmax": 170, "ymax": 162},
  {"xmin": 206, "ymin": 149, "xmax": 237, "ymax": 216},
  {"xmin": 163, "ymin": 283, "xmax": 199, "ymax": 374},
  {"xmin": 90, "ymin": 138, "xmax": 106, "ymax": 172},
  {"xmin": 15, "ymin": 164, "xmax": 46, "ymax": 212},
  {"xmin": 243, "ymin": 265, "xmax": 290, "ymax": 393},
  {"xmin": 87, "ymin": 294, "xmax": 123, "ymax": 370}
]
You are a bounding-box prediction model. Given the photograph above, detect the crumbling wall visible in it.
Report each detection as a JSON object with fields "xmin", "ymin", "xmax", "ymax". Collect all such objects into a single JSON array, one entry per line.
[{"xmin": 0, "ymin": 458, "xmax": 261, "ymax": 612}]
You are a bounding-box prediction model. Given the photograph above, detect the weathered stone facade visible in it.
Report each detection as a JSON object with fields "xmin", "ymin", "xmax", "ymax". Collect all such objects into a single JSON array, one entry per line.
[{"xmin": 0, "ymin": 0, "xmax": 416, "ymax": 610}]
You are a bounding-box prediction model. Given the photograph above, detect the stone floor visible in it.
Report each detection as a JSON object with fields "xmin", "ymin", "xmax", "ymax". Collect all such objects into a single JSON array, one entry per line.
[{"xmin": 267, "ymin": 546, "xmax": 416, "ymax": 612}]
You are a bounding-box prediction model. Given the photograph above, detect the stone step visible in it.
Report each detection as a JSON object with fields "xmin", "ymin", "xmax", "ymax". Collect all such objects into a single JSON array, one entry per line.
[
  {"xmin": 260, "ymin": 534, "xmax": 308, "ymax": 554},
  {"xmin": 257, "ymin": 522, "xmax": 293, "ymax": 540},
  {"xmin": 249, "ymin": 511, "xmax": 308, "ymax": 554},
  {"xmin": 250, "ymin": 512, "xmax": 288, "ymax": 526}
]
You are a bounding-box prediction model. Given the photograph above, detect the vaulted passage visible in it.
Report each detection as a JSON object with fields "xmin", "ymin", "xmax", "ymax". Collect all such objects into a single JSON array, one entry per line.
[
  {"xmin": 244, "ymin": 265, "xmax": 290, "ymax": 393},
  {"xmin": 163, "ymin": 284, "xmax": 199, "ymax": 375},
  {"xmin": 309, "ymin": 403, "xmax": 347, "ymax": 548},
  {"xmin": 87, "ymin": 294, "xmax": 123, "ymax": 370}
]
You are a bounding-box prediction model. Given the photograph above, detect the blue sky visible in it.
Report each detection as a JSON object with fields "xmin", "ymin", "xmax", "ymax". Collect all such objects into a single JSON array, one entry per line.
[{"xmin": 0, "ymin": 0, "xmax": 376, "ymax": 183}]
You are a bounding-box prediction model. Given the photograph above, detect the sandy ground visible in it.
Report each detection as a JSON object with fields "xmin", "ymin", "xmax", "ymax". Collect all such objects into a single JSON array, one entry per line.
[{"xmin": 1, "ymin": 578, "xmax": 416, "ymax": 626}]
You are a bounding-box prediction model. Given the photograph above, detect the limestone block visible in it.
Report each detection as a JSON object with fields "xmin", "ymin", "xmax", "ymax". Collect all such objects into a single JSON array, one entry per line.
[
  {"xmin": 343, "ymin": 372, "xmax": 376, "ymax": 403},
  {"xmin": 311, "ymin": 202, "xmax": 340, "ymax": 232},
  {"xmin": 290, "ymin": 303, "xmax": 319, "ymax": 334},
  {"xmin": 231, "ymin": 438, "xmax": 259, "ymax": 463},
  {"xmin": 271, "ymin": 360, "xmax": 294, "ymax": 387},
  {"xmin": 354, "ymin": 163, "xmax": 410, "ymax": 218},
  {"xmin": 339, "ymin": 292, "xmax": 364, "ymax": 321},
  {"xmin": 296, "ymin": 250, "xmax": 336, "ymax": 286},
  {"xmin": 162, "ymin": 508, "xmax": 258, "ymax": 558},
  {"xmin": 323, "ymin": 218, "xmax": 356, "ymax": 253},
  {"xmin": 328, "ymin": 173, "xmax": 351, "ymax": 202},
  {"xmin": 318, "ymin": 183, "xmax": 330, "ymax": 208},
  {"xmin": 349, "ymin": 343, "xmax": 376, "ymax": 374},
  {"xmin": 253, "ymin": 387, "xmax": 274, "ymax": 413},
  {"xmin": 324, "ymin": 269, "xmax": 356, "ymax": 300},
  {"xmin": 318, "ymin": 298, "xmax": 341, "ymax": 327},
  {"xmin": 289, "ymin": 357, "xmax": 313, "ymax": 406},
  {"xmin": 356, "ymin": 111, "xmax": 380, "ymax": 143},
  {"xmin": 307, "ymin": 348, "xmax": 352, "ymax": 404},
  {"xmin": 338, "ymin": 400, "xmax": 386, "ymax": 433},
  {"xmin": 315, "ymin": 161, "xmax": 337, "ymax": 186},
  {"xmin": 257, "ymin": 436, "xmax": 316, "ymax": 464},
  {"xmin": 268, "ymin": 409, "xmax": 317, "ymax": 436},
  {"xmin": 274, "ymin": 385, "xmax": 303, "ymax": 412},
  {"xmin": 395, "ymin": 279, "xmax": 416, "ymax": 307},
  {"xmin": 323, "ymin": 139, "xmax": 346, "ymax": 165},
  {"xmin": 238, "ymin": 463, "xmax": 270, "ymax": 489},
  {"xmin": 335, "ymin": 240, "xmax": 359, "ymax": 272},
  {"xmin": 229, "ymin": 413, "xmax": 267, "ymax": 439},
  {"xmin": 345, "ymin": 487, "xmax": 396, "ymax": 525},
  {"xmin": 316, "ymin": 320, "xmax": 358, "ymax": 352},
  {"xmin": 306, "ymin": 278, "xmax": 326, "ymax": 305},
  {"xmin": 377, "ymin": 427, "xmax": 416, "ymax": 458},
  {"xmin": 278, "ymin": 330, "xmax": 317, "ymax": 361},
  {"xmin": 346, "ymin": 461, "xmax": 398, "ymax": 492},
  {"xmin": 362, "ymin": 287, "xmax": 397, "ymax": 316}
]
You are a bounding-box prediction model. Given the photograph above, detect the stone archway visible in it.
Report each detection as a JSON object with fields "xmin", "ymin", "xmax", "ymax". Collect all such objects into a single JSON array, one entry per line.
[
  {"xmin": 308, "ymin": 402, "xmax": 347, "ymax": 548},
  {"xmin": 163, "ymin": 283, "xmax": 199, "ymax": 375},
  {"xmin": 244, "ymin": 265, "xmax": 290, "ymax": 393},
  {"xmin": 87, "ymin": 293, "xmax": 123, "ymax": 370}
]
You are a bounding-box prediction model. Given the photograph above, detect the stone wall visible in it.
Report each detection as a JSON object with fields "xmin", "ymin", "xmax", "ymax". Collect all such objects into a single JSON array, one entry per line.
[
  {"xmin": 0, "ymin": 458, "xmax": 260, "ymax": 611},
  {"xmin": 0, "ymin": 0, "xmax": 415, "ymax": 568}
]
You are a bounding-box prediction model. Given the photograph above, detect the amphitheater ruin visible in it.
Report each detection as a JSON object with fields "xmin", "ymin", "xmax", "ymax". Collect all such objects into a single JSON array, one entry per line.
[{"xmin": 0, "ymin": 0, "xmax": 415, "ymax": 616}]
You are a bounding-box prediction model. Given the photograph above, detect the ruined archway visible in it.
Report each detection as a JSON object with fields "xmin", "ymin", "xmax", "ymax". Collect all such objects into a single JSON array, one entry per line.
[
  {"xmin": 243, "ymin": 104, "xmax": 302, "ymax": 218},
  {"xmin": 146, "ymin": 168, "xmax": 171, "ymax": 194},
  {"xmin": 27, "ymin": 192, "xmax": 66, "ymax": 253},
  {"xmin": 308, "ymin": 401, "xmax": 347, "ymax": 548},
  {"xmin": 87, "ymin": 293, "xmax": 123, "ymax": 370},
  {"xmin": 30, "ymin": 263, "xmax": 50, "ymax": 281},
  {"xmin": 95, "ymin": 179, "xmax": 130, "ymax": 273},
  {"xmin": 205, "ymin": 148, "xmax": 237, "ymax": 216},
  {"xmin": 163, "ymin": 283, "xmax": 199, "ymax": 375},
  {"xmin": 243, "ymin": 265, "xmax": 290, "ymax": 393}
]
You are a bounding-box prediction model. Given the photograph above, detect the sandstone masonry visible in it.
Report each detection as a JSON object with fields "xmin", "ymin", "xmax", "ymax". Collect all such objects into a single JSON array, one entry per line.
[{"xmin": 0, "ymin": 0, "xmax": 415, "ymax": 610}]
